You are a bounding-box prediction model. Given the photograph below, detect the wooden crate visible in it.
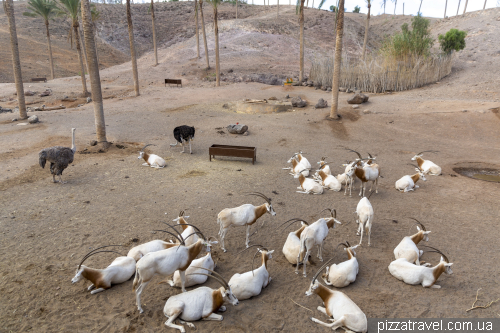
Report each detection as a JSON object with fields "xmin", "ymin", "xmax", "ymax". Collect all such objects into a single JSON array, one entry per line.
[{"xmin": 209, "ymin": 144, "xmax": 256, "ymax": 164}]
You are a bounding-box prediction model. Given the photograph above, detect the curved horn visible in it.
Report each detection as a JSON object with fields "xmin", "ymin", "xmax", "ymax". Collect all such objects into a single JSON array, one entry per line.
[
  {"xmin": 317, "ymin": 208, "xmax": 334, "ymax": 217},
  {"xmin": 190, "ymin": 266, "xmax": 229, "ymax": 288},
  {"xmin": 179, "ymin": 210, "xmax": 184, "ymax": 217},
  {"xmin": 141, "ymin": 144, "xmax": 154, "ymax": 152},
  {"xmin": 416, "ymin": 150, "xmax": 438, "ymax": 156},
  {"xmin": 162, "ymin": 223, "xmax": 186, "ymax": 244},
  {"xmin": 78, "ymin": 245, "xmax": 124, "ymax": 270},
  {"xmin": 348, "ymin": 149, "xmax": 363, "ymax": 160},
  {"xmin": 78, "ymin": 249, "xmax": 125, "ymax": 270},
  {"xmin": 186, "ymin": 273, "xmax": 228, "ymax": 289},
  {"xmin": 408, "ymin": 163, "xmax": 422, "ymax": 171},
  {"xmin": 407, "ymin": 217, "xmax": 426, "ymax": 233},
  {"xmin": 183, "ymin": 231, "xmax": 206, "ymax": 242},
  {"xmin": 175, "ymin": 223, "xmax": 203, "ymax": 237},
  {"xmin": 153, "ymin": 230, "xmax": 183, "ymax": 244},
  {"xmin": 367, "ymin": 190, "xmax": 375, "ymax": 200},
  {"xmin": 367, "ymin": 153, "xmax": 374, "ymax": 158},
  {"xmin": 419, "ymin": 245, "xmax": 449, "ymax": 263},
  {"xmin": 279, "ymin": 218, "xmax": 309, "ymax": 230},
  {"xmin": 246, "ymin": 192, "xmax": 271, "ymax": 204},
  {"xmin": 312, "ymin": 257, "xmax": 336, "ymax": 284},
  {"xmin": 345, "ymin": 240, "xmax": 351, "ymax": 248}
]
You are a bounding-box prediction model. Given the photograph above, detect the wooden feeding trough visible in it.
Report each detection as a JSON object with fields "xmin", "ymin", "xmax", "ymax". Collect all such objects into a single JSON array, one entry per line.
[{"xmin": 209, "ymin": 144, "xmax": 256, "ymax": 164}]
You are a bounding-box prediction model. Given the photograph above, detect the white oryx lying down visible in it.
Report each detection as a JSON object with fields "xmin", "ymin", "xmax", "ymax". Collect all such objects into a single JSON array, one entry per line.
[
  {"xmin": 72, "ymin": 245, "xmax": 135, "ymax": 294},
  {"xmin": 314, "ymin": 169, "xmax": 341, "ymax": 192},
  {"xmin": 389, "ymin": 246, "xmax": 453, "ymax": 288},
  {"xmin": 283, "ymin": 152, "xmax": 310, "ymax": 178},
  {"xmin": 306, "ymin": 260, "xmax": 367, "ymax": 332},
  {"xmin": 280, "ymin": 218, "xmax": 312, "ymax": 265},
  {"xmin": 228, "ymin": 245, "xmax": 273, "ymax": 300},
  {"xmin": 297, "ymin": 174, "xmax": 324, "ymax": 194},
  {"xmin": 138, "ymin": 144, "xmax": 166, "ymax": 168},
  {"xmin": 322, "ymin": 241, "xmax": 359, "ymax": 288},
  {"xmin": 163, "ymin": 268, "xmax": 239, "ymax": 333},
  {"xmin": 395, "ymin": 165, "xmax": 427, "ymax": 192},
  {"xmin": 164, "ymin": 251, "xmax": 215, "ymax": 288},
  {"xmin": 412, "ymin": 151, "xmax": 441, "ymax": 175},
  {"xmin": 393, "ymin": 218, "xmax": 431, "ymax": 265}
]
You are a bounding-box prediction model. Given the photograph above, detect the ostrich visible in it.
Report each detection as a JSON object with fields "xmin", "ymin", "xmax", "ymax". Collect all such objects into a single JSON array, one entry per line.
[
  {"xmin": 39, "ymin": 128, "xmax": 76, "ymax": 184},
  {"xmin": 170, "ymin": 125, "xmax": 195, "ymax": 154}
]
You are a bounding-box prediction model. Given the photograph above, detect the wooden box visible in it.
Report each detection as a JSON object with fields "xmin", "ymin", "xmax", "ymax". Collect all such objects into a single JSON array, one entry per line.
[{"xmin": 209, "ymin": 144, "xmax": 256, "ymax": 164}]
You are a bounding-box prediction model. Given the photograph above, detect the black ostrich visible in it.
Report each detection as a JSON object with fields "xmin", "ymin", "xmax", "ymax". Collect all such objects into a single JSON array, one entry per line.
[{"xmin": 170, "ymin": 125, "xmax": 195, "ymax": 154}]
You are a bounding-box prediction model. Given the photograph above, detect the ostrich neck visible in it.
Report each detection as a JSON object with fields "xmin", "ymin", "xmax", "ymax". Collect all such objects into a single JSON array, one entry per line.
[{"xmin": 71, "ymin": 130, "xmax": 76, "ymax": 152}]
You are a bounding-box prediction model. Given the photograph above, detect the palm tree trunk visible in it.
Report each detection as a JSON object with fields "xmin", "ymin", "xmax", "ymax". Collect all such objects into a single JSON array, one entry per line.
[
  {"xmin": 456, "ymin": 0, "xmax": 461, "ymax": 16},
  {"xmin": 213, "ymin": 6, "xmax": 220, "ymax": 87},
  {"xmin": 195, "ymin": 0, "xmax": 200, "ymax": 58},
  {"xmin": 483, "ymin": 0, "xmax": 487, "ymax": 10},
  {"xmin": 444, "ymin": 0, "xmax": 447, "ymax": 17},
  {"xmin": 277, "ymin": 0, "xmax": 279, "ymax": 17},
  {"xmin": 236, "ymin": 0, "xmax": 238, "ymax": 19},
  {"xmin": 394, "ymin": 0, "xmax": 397, "ymax": 15},
  {"xmin": 45, "ymin": 20, "xmax": 55, "ymax": 80},
  {"xmin": 419, "ymin": 0, "xmax": 422, "ymax": 13},
  {"xmin": 78, "ymin": 24, "xmax": 90, "ymax": 74},
  {"xmin": 361, "ymin": 1, "xmax": 370, "ymax": 61},
  {"xmin": 73, "ymin": 23, "xmax": 89, "ymax": 96},
  {"xmin": 151, "ymin": 0, "xmax": 158, "ymax": 65},
  {"xmin": 126, "ymin": 0, "xmax": 140, "ymax": 96},
  {"xmin": 299, "ymin": 0, "xmax": 305, "ymax": 82},
  {"xmin": 93, "ymin": 25, "xmax": 100, "ymax": 66},
  {"xmin": 5, "ymin": 0, "xmax": 27, "ymax": 119},
  {"xmin": 199, "ymin": 0, "xmax": 210, "ymax": 69},
  {"xmin": 81, "ymin": 0, "xmax": 106, "ymax": 143},
  {"xmin": 330, "ymin": 0, "xmax": 344, "ymax": 119},
  {"xmin": 462, "ymin": 0, "xmax": 468, "ymax": 14}
]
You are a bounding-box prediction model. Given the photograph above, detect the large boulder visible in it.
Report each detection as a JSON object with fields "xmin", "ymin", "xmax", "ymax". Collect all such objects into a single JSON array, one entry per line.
[
  {"xmin": 28, "ymin": 115, "xmax": 39, "ymax": 124},
  {"xmin": 315, "ymin": 98, "xmax": 328, "ymax": 108},
  {"xmin": 291, "ymin": 97, "xmax": 307, "ymax": 108},
  {"xmin": 347, "ymin": 93, "xmax": 369, "ymax": 104},
  {"xmin": 227, "ymin": 124, "xmax": 248, "ymax": 134}
]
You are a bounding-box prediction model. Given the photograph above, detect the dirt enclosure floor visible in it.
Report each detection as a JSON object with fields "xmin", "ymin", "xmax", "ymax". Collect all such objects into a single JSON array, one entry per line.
[{"xmin": 1, "ymin": 80, "xmax": 500, "ymax": 332}]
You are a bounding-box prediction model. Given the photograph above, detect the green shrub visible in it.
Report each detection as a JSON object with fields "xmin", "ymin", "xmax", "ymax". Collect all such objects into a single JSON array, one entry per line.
[
  {"xmin": 353, "ymin": 5, "xmax": 360, "ymax": 13},
  {"xmin": 381, "ymin": 14, "xmax": 434, "ymax": 61},
  {"xmin": 438, "ymin": 29, "xmax": 467, "ymax": 54}
]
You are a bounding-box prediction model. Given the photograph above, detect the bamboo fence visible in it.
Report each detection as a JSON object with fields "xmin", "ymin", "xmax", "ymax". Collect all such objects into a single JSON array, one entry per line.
[{"xmin": 310, "ymin": 53, "xmax": 453, "ymax": 93}]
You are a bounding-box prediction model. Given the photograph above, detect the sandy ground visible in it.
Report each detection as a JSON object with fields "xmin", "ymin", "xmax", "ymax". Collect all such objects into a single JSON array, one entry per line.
[{"xmin": 1, "ymin": 5, "xmax": 500, "ymax": 333}]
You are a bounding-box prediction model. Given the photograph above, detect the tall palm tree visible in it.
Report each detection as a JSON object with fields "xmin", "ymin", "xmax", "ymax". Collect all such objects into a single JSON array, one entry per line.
[
  {"xmin": 199, "ymin": 0, "xmax": 210, "ymax": 69},
  {"xmin": 23, "ymin": 0, "xmax": 57, "ymax": 80},
  {"xmin": 81, "ymin": 0, "xmax": 106, "ymax": 142},
  {"xmin": 58, "ymin": 0, "xmax": 89, "ymax": 96},
  {"xmin": 236, "ymin": 0, "xmax": 238, "ymax": 19},
  {"xmin": 462, "ymin": 0, "xmax": 468, "ymax": 14},
  {"xmin": 90, "ymin": 4, "xmax": 100, "ymax": 66},
  {"xmin": 483, "ymin": 0, "xmax": 487, "ymax": 10},
  {"xmin": 206, "ymin": 0, "xmax": 221, "ymax": 86},
  {"xmin": 362, "ymin": 0, "xmax": 371, "ymax": 60},
  {"xmin": 5, "ymin": 0, "xmax": 27, "ymax": 119},
  {"xmin": 298, "ymin": 0, "xmax": 305, "ymax": 82},
  {"xmin": 418, "ymin": 0, "xmax": 422, "ymax": 13},
  {"xmin": 381, "ymin": 0, "xmax": 386, "ymax": 14},
  {"xmin": 195, "ymin": 0, "xmax": 200, "ymax": 58},
  {"xmin": 150, "ymin": 0, "xmax": 158, "ymax": 65},
  {"xmin": 392, "ymin": 0, "xmax": 397, "ymax": 15},
  {"xmin": 444, "ymin": 0, "xmax": 447, "ymax": 18},
  {"xmin": 330, "ymin": 0, "xmax": 344, "ymax": 120},
  {"xmin": 126, "ymin": 0, "xmax": 140, "ymax": 96},
  {"xmin": 456, "ymin": 0, "xmax": 461, "ymax": 16},
  {"xmin": 277, "ymin": 0, "xmax": 279, "ymax": 18}
]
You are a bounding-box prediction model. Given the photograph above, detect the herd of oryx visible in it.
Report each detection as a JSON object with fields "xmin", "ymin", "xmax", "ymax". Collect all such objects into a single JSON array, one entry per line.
[{"xmin": 70, "ymin": 148, "xmax": 450, "ymax": 333}]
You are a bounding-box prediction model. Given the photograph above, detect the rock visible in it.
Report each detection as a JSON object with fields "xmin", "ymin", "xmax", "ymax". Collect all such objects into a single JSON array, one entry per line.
[
  {"xmin": 321, "ymin": 86, "xmax": 327, "ymax": 91},
  {"xmin": 63, "ymin": 95, "xmax": 69, "ymax": 100},
  {"xmin": 352, "ymin": 105, "xmax": 359, "ymax": 109},
  {"xmin": 327, "ymin": 87, "xmax": 332, "ymax": 92},
  {"xmin": 347, "ymin": 93, "xmax": 369, "ymax": 104},
  {"xmin": 28, "ymin": 115, "xmax": 39, "ymax": 124},
  {"xmin": 307, "ymin": 81, "xmax": 314, "ymax": 87},
  {"xmin": 0, "ymin": 107, "xmax": 13, "ymax": 113},
  {"xmin": 222, "ymin": 103, "xmax": 229, "ymax": 109},
  {"xmin": 39, "ymin": 89, "xmax": 52, "ymax": 97},
  {"xmin": 292, "ymin": 81, "xmax": 301, "ymax": 86},
  {"xmin": 315, "ymin": 98, "xmax": 328, "ymax": 108},
  {"xmin": 77, "ymin": 104, "xmax": 84, "ymax": 107},
  {"xmin": 24, "ymin": 90, "xmax": 36, "ymax": 96},
  {"xmin": 363, "ymin": 109, "xmax": 371, "ymax": 114},
  {"xmin": 354, "ymin": 90, "xmax": 362, "ymax": 94},
  {"xmin": 339, "ymin": 87, "xmax": 347, "ymax": 92},
  {"xmin": 33, "ymin": 106, "xmax": 43, "ymax": 111},
  {"xmin": 285, "ymin": 94, "xmax": 290, "ymax": 99},
  {"xmin": 291, "ymin": 97, "xmax": 307, "ymax": 108},
  {"xmin": 90, "ymin": 140, "xmax": 98, "ymax": 146},
  {"xmin": 243, "ymin": 131, "xmax": 249, "ymax": 136},
  {"xmin": 12, "ymin": 118, "xmax": 17, "ymax": 122},
  {"xmin": 228, "ymin": 69, "xmax": 233, "ymax": 73},
  {"xmin": 302, "ymin": 82, "xmax": 308, "ymax": 86},
  {"xmin": 86, "ymin": 97, "xmax": 92, "ymax": 103},
  {"xmin": 227, "ymin": 124, "xmax": 248, "ymax": 134},
  {"xmin": 268, "ymin": 96, "xmax": 277, "ymax": 100}
]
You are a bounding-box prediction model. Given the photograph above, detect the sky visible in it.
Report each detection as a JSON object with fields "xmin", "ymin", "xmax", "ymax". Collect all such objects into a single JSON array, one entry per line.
[{"xmin": 244, "ymin": 0, "xmax": 498, "ymax": 18}]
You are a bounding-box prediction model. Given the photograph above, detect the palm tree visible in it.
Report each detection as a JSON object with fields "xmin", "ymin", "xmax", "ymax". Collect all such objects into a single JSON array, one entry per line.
[
  {"xmin": 5, "ymin": 0, "xmax": 27, "ymax": 119},
  {"xmin": 195, "ymin": 0, "xmax": 200, "ymax": 58},
  {"xmin": 236, "ymin": 0, "xmax": 238, "ymax": 19},
  {"xmin": 277, "ymin": 0, "xmax": 279, "ymax": 18},
  {"xmin": 483, "ymin": 0, "xmax": 487, "ymax": 10},
  {"xmin": 392, "ymin": 0, "xmax": 397, "ymax": 15},
  {"xmin": 23, "ymin": 0, "xmax": 57, "ymax": 80},
  {"xmin": 330, "ymin": 0, "xmax": 344, "ymax": 120},
  {"xmin": 381, "ymin": 0, "xmax": 386, "ymax": 14},
  {"xmin": 90, "ymin": 4, "xmax": 100, "ymax": 66},
  {"xmin": 80, "ymin": 0, "xmax": 106, "ymax": 142},
  {"xmin": 58, "ymin": 0, "xmax": 89, "ymax": 96},
  {"xmin": 298, "ymin": 0, "xmax": 305, "ymax": 82},
  {"xmin": 199, "ymin": 0, "xmax": 210, "ymax": 69},
  {"xmin": 206, "ymin": 0, "xmax": 221, "ymax": 86},
  {"xmin": 150, "ymin": 0, "xmax": 158, "ymax": 65},
  {"xmin": 456, "ymin": 0, "xmax": 461, "ymax": 16},
  {"xmin": 444, "ymin": 0, "xmax": 447, "ymax": 18},
  {"xmin": 362, "ymin": 0, "xmax": 371, "ymax": 60},
  {"xmin": 126, "ymin": 0, "xmax": 140, "ymax": 96},
  {"xmin": 418, "ymin": 0, "xmax": 422, "ymax": 13},
  {"xmin": 462, "ymin": 0, "xmax": 468, "ymax": 14}
]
